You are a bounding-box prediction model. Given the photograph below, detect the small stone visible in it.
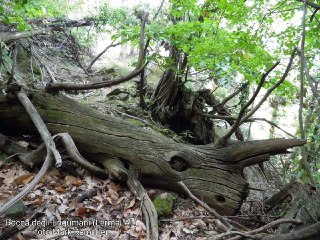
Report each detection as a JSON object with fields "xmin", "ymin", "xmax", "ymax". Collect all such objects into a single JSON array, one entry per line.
[
  {"xmin": 152, "ymin": 192, "xmax": 175, "ymax": 217},
  {"xmin": 118, "ymin": 93, "xmax": 129, "ymax": 101},
  {"xmin": 5, "ymin": 200, "xmax": 27, "ymax": 219}
]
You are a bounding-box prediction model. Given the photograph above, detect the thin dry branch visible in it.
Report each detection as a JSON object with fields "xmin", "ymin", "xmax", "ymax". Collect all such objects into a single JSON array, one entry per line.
[
  {"xmin": 297, "ymin": 49, "xmax": 320, "ymax": 104},
  {"xmin": 217, "ymin": 47, "xmax": 296, "ymax": 146},
  {"xmin": 214, "ymin": 219, "xmax": 302, "ymax": 240},
  {"xmin": 58, "ymin": 133, "xmax": 107, "ymax": 177},
  {"xmin": 239, "ymin": 48, "xmax": 297, "ymax": 125},
  {"xmin": 213, "ymin": 231, "xmax": 259, "ymax": 240},
  {"xmin": 217, "ymin": 61, "xmax": 280, "ymax": 146},
  {"xmin": 47, "ymin": 13, "xmax": 149, "ymax": 92},
  {"xmin": 260, "ymin": 220, "xmax": 320, "ymax": 240},
  {"xmin": 201, "ymin": 113, "xmax": 295, "ymax": 138},
  {"xmin": 177, "ymin": 181, "xmax": 233, "ymax": 231},
  {"xmin": 86, "ymin": 41, "xmax": 121, "ymax": 72},
  {"xmin": 21, "ymin": 43, "xmax": 58, "ymax": 83},
  {"xmin": 218, "ymin": 85, "xmax": 243, "ymax": 108}
]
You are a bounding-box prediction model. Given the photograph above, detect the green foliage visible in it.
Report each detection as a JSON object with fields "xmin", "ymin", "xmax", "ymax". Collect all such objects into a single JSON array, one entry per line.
[
  {"xmin": 0, "ymin": 0, "xmax": 70, "ymax": 31},
  {"xmin": 95, "ymin": 3, "xmax": 139, "ymax": 31},
  {"xmin": 109, "ymin": 0, "xmax": 277, "ymax": 87},
  {"xmin": 70, "ymin": 27, "xmax": 97, "ymax": 49}
]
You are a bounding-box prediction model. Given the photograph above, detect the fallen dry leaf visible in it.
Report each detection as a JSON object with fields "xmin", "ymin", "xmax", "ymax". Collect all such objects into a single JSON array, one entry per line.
[
  {"xmin": 16, "ymin": 141, "xmax": 29, "ymax": 148},
  {"xmin": 195, "ymin": 205, "xmax": 205, "ymax": 212},
  {"xmin": 106, "ymin": 196, "xmax": 117, "ymax": 205},
  {"xmin": 76, "ymin": 207, "xmax": 97, "ymax": 217},
  {"xmin": 15, "ymin": 174, "xmax": 35, "ymax": 185},
  {"xmin": 182, "ymin": 227, "xmax": 192, "ymax": 234},
  {"xmin": 25, "ymin": 197, "xmax": 43, "ymax": 206},
  {"xmin": 54, "ymin": 186, "xmax": 66, "ymax": 193},
  {"xmin": 110, "ymin": 183, "xmax": 122, "ymax": 192},
  {"xmin": 65, "ymin": 175, "xmax": 82, "ymax": 187},
  {"xmin": 160, "ymin": 227, "xmax": 172, "ymax": 240},
  {"xmin": 108, "ymin": 188, "xmax": 119, "ymax": 200},
  {"xmin": 1, "ymin": 169, "xmax": 17, "ymax": 185},
  {"xmin": 123, "ymin": 206, "xmax": 141, "ymax": 217},
  {"xmin": 190, "ymin": 219, "xmax": 207, "ymax": 228},
  {"xmin": 124, "ymin": 197, "xmax": 136, "ymax": 210},
  {"xmin": 116, "ymin": 196, "xmax": 125, "ymax": 205},
  {"xmin": 0, "ymin": 190, "xmax": 13, "ymax": 200}
]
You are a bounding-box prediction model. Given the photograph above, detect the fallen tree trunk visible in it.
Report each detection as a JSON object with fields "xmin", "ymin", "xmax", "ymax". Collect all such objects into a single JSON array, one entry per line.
[
  {"xmin": 0, "ymin": 90, "xmax": 305, "ymax": 215},
  {"xmin": 0, "ymin": 19, "xmax": 93, "ymax": 43}
]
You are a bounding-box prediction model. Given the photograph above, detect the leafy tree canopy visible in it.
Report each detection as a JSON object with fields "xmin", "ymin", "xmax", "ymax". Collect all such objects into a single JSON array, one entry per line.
[{"xmin": 0, "ymin": 0, "xmax": 71, "ymax": 31}]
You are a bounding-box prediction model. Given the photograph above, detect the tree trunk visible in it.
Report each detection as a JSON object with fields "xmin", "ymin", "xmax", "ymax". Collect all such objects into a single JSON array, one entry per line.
[{"xmin": 0, "ymin": 90, "xmax": 305, "ymax": 215}]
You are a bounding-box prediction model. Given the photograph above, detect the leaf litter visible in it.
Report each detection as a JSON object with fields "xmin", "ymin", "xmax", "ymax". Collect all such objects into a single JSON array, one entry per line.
[{"xmin": 0, "ymin": 152, "xmax": 225, "ymax": 240}]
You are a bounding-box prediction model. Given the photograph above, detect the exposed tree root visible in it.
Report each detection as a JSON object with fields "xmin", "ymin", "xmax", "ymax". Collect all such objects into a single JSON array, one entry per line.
[
  {"xmin": 103, "ymin": 158, "xmax": 158, "ymax": 240},
  {"xmin": 0, "ymin": 84, "xmax": 62, "ymax": 215},
  {"xmin": 19, "ymin": 133, "xmax": 107, "ymax": 178}
]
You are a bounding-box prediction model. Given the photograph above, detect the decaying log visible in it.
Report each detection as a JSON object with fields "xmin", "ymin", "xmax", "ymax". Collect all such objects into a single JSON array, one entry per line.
[
  {"xmin": 0, "ymin": 90, "xmax": 305, "ymax": 215},
  {"xmin": 0, "ymin": 19, "xmax": 93, "ymax": 43}
]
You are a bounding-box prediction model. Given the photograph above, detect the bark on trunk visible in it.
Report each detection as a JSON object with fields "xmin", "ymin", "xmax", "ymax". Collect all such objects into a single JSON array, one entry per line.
[{"xmin": 0, "ymin": 90, "xmax": 305, "ymax": 215}]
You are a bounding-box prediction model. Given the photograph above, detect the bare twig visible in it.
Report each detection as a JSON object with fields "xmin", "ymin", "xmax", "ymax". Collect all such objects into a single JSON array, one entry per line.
[
  {"xmin": 201, "ymin": 113, "xmax": 295, "ymax": 138},
  {"xmin": 177, "ymin": 181, "xmax": 233, "ymax": 230},
  {"xmin": 160, "ymin": 216, "xmax": 216, "ymax": 222},
  {"xmin": 24, "ymin": 43, "xmax": 58, "ymax": 83},
  {"xmin": 86, "ymin": 40, "xmax": 121, "ymax": 72},
  {"xmin": 218, "ymin": 85, "xmax": 243, "ymax": 108},
  {"xmin": 239, "ymin": 48, "xmax": 297, "ymax": 125},
  {"xmin": 19, "ymin": 133, "xmax": 107, "ymax": 177},
  {"xmin": 114, "ymin": 109, "xmax": 150, "ymax": 126},
  {"xmin": 217, "ymin": 61, "xmax": 280, "ymax": 146},
  {"xmin": 214, "ymin": 219, "xmax": 302, "ymax": 240},
  {"xmin": 216, "ymin": 47, "xmax": 297, "ymax": 147},
  {"xmin": 213, "ymin": 231, "xmax": 259, "ymax": 240},
  {"xmin": 250, "ymin": 219, "xmax": 302, "ymax": 235},
  {"xmin": 297, "ymin": 50, "xmax": 320, "ymax": 105},
  {"xmin": 260, "ymin": 220, "xmax": 320, "ymax": 240}
]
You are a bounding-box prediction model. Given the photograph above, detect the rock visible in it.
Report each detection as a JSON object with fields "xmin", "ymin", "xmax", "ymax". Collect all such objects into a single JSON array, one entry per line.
[
  {"xmin": 118, "ymin": 93, "xmax": 129, "ymax": 101},
  {"xmin": 107, "ymin": 88, "xmax": 124, "ymax": 97},
  {"xmin": 152, "ymin": 192, "xmax": 175, "ymax": 217},
  {"xmin": 99, "ymin": 68, "xmax": 115, "ymax": 75},
  {"xmin": 5, "ymin": 200, "xmax": 27, "ymax": 219}
]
